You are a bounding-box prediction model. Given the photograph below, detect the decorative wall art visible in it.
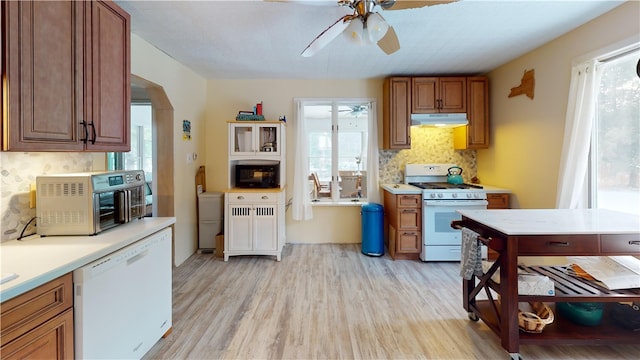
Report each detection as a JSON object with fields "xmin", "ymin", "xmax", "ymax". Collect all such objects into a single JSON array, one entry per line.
[
  {"xmin": 509, "ymin": 69, "xmax": 535, "ymax": 100},
  {"xmin": 183, "ymin": 120, "xmax": 191, "ymax": 140}
]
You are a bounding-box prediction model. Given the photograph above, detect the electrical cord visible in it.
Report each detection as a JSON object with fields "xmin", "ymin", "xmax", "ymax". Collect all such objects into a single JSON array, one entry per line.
[{"xmin": 17, "ymin": 217, "xmax": 37, "ymax": 241}]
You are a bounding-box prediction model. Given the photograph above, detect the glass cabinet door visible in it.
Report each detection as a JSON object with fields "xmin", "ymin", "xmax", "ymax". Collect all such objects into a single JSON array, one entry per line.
[
  {"xmin": 256, "ymin": 124, "xmax": 280, "ymax": 155},
  {"xmin": 229, "ymin": 123, "xmax": 280, "ymax": 157},
  {"xmin": 230, "ymin": 124, "xmax": 255, "ymax": 156}
]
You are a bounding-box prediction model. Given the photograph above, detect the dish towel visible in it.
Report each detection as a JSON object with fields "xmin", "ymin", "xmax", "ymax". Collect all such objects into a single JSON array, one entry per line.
[{"xmin": 460, "ymin": 227, "xmax": 483, "ymax": 280}]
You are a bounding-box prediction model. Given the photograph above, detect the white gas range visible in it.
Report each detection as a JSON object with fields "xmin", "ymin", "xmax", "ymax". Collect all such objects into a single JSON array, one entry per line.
[{"xmin": 404, "ymin": 164, "xmax": 488, "ymax": 261}]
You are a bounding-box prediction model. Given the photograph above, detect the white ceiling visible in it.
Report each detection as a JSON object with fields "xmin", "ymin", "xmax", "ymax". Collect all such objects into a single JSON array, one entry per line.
[{"xmin": 115, "ymin": 0, "xmax": 625, "ymax": 80}]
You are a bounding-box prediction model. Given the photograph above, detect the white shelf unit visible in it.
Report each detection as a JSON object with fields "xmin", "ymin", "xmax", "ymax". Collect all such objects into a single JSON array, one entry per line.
[{"xmin": 225, "ymin": 121, "xmax": 286, "ymax": 261}]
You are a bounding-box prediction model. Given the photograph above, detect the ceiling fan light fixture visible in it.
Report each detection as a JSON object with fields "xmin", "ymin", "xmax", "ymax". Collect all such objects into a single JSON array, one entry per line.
[
  {"xmin": 344, "ymin": 18, "xmax": 365, "ymax": 45},
  {"xmin": 365, "ymin": 12, "xmax": 389, "ymax": 43}
]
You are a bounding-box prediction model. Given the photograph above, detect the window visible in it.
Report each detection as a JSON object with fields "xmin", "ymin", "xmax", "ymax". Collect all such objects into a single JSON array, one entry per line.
[
  {"xmin": 107, "ymin": 103, "xmax": 154, "ymax": 182},
  {"xmin": 591, "ymin": 49, "xmax": 640, "ymax": 215},
  {"xmin": 304, "ymin": 100, "xmax": 372, "ymax": 202}
]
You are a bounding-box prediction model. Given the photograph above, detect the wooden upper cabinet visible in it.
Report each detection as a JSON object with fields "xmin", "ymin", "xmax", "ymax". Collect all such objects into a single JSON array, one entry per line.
[
  {"xmin": 454, "ymin": 76, "xmax": 489, "ymax": 149},
  {"xmin": 412, "ymin": 77, "xmax": 466, "ymax": 114},
  {"xmin": 1, "ymin": 0, "xmax": 130, "ymax": 152},
  {"xmin": 411, "ymin": 77, "xmax": 438, "ymax": 113},
  {"xmin": 2, "ymin": 1, "xmax": 84, "ymax": 151},
  {"xmin": 383, "ymin": 77, "xmax": 412, "ymax": 150},
  {"xmin": 85, "ymin": 0, "xmax": 131, "ymax": 151}
]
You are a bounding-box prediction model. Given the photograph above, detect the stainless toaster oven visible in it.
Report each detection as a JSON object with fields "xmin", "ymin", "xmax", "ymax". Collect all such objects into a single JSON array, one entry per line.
[{"xmin": 36, "ymin": 170, "xmax": 147, "ymax": 236}]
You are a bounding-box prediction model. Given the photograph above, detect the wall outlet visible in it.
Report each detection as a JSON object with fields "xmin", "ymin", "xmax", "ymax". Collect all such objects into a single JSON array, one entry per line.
[{"xmin": 30, "ymin": 183, "xmax": 36, "ymax": 208}]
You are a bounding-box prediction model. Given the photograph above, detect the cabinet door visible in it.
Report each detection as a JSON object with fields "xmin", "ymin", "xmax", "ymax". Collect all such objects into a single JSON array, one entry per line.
[
  {"xmin": 397, "ymin": 194, "xmax": 421, "ymax": 207},
  {"xmin": 382, "ymin": 77, "xmax": 411, "ymax": 149},
  {"xmin": 398, "ymin": 208, "xmax": 420, "ymax": 230},
  {"xmin": 411, "ymin": 77, "xmax": 438, "ymax": 113},
  {"xmin": 230, "ymin": 124, "xmax": 256, "ymax": 155},
  {"xmin": 453, "ymin": 77, "xmax": 489, "ymax": 149},
  {"xmin": 255, "ymin": 124, "xmax": 281, "ymax": 156},
  {"xmin": 0, "ymin": 309, "xmax": 74, "ymax": 360},
  {"xmin": 2, "ymin": 1, "xmax": 85, "ymax": 151},
  {"xmin": 466, "ymin": 77, "xmax": 489, "ymax": 148},
  {"xmin": 253, "ymin": 205, "xmax": 278, "ymax": 251},
  {"xmin": 85, "ymin": 0, "xmax": 130, "ymax": 151},
  {"xmin": 398, "ymin": 231, "xmax": 421, "ymax": 253},
  {"xmin": 486, "ymin": 193, "xmax": 509, "ymax": 209},
  {"xmin": 227, "ymin": 205, "xmax": 253, "ymax": 251},
  {"xmin": 439, "ymin": 77, "xmax": 466, "ymax": 113}
]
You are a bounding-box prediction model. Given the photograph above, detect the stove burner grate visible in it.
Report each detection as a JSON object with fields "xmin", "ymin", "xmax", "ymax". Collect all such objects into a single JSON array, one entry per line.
[{"xmin": 408, "ymin": 182, "xmax": 483, "ymax": 190}]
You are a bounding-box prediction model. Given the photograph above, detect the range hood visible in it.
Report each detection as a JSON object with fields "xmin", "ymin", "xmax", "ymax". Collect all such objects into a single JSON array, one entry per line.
[{"xmin": 410, "ymin": 113, "xmax": 469, "ymax": 128}]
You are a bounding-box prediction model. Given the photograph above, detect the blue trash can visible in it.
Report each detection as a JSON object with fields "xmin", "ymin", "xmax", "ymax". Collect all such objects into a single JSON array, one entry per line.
[{"xmin": 361, "ymin": 203, "xmax": 384, "ymax": 257}]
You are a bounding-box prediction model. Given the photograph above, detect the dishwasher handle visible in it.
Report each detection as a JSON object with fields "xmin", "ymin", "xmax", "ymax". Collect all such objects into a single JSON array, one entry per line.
[{"xmin": 126, "ymin": 250, "xmax": 149, "ymax": 266}]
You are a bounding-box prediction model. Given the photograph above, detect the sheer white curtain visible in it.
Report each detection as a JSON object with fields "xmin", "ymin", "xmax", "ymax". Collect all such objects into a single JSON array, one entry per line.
[
  {"xmin": 366, "ymin": 101, "xmax": 380, "ymax": 204},
  {"xmin": 292, "ymin": 100, "xmax": 313, "ymax": 220},
  {"xmin": 556, "ymin": 60, "xmax": 602, "ymax": 208}
]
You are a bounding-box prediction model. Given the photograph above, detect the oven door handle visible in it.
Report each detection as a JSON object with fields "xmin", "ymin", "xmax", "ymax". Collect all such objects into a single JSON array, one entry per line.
[{"xmin": 424, "ymin": 200, "xmax": 488, "ymax": 207}]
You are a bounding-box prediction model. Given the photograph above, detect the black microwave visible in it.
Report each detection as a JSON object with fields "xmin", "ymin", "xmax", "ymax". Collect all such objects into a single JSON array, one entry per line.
[{"xmin": 235, "ymin": 163, "xmax": 279, "ymax": 188}]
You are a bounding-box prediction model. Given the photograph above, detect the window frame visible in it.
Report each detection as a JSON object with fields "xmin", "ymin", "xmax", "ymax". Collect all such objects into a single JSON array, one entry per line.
[
  {"xmin": 588, "ymin": 46, "xmax": 639, "ymax": 215},
  {"xmin": 301, "ymin": 98, "xmax": 374, "ymax": 205}
]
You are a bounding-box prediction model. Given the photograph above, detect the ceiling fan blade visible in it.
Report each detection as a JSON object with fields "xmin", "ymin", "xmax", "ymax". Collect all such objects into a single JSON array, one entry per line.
[
  {"xmin": 264, "ymin": 0, "xmax": 338, "ymax": 5},
  {"xmin": 379, "ymin": 0, "xmax": 457, "ymax": 10},
  {"xmin": 377, "ymin": 25, "xmax": 400, "ymax": 55},
  {"xmin": 301, "ymin": 15, "xmax": 350, "ymax": 57}
]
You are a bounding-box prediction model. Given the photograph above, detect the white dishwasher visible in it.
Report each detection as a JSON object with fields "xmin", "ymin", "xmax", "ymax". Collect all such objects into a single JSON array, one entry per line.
[{"xmin": 74, "ymin": 227, "xmax": 172, "ymax": 359}]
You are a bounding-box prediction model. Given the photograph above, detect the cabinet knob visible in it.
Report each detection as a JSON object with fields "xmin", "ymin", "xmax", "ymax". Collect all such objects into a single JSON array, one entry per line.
[
  {"xmin": 237, "ymin": 196, "xmax": 245, "ymax": 200},
  {"xmin": 261, "ymin": 196, "xmax": 269, "ymax": 200}
]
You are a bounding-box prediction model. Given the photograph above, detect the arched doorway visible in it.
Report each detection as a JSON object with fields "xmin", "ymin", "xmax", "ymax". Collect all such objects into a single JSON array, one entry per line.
[{"xmin": 131, "ymin": 75, "xmax": 175, "ymax": 240}]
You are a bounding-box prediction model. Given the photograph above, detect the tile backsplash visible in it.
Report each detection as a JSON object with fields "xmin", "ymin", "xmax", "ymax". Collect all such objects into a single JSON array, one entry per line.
[
  {"xmin": 378, "ymin": 127, "xmax": 476, "ymax": 184},
  {"xmin": 1, "ymin": 152, "xmax": 94, "ymax": 242}
]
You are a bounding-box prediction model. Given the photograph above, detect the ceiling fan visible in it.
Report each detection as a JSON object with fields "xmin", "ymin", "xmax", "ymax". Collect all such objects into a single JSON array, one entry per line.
[
  {"xmin": 270, "ymin": 1, "xmax": 456, "ymax": 57},
  {"xmin": 339, "ymin": 104, "xmax": 369, "ymax": 117}
]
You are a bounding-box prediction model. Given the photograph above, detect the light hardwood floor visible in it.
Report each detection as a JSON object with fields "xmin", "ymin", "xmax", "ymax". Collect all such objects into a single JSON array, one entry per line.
[{"xmin": 143, "ymin": 244, "xmax": 639, "ymax": 359}]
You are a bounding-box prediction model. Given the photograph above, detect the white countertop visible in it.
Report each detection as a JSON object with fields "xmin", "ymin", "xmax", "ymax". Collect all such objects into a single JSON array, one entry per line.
[
  {"xmin": 481, "ymin": 185, "xmax": 512, "ymax": 194},
  {"xmin": 457, "ymin": 209, "xmax": 640, "ymax": 235},
  {"xmin": 0, "ymin": 217, "xmax": 176, "ymax": 302},
  {"xmin": 380, "ymin": 184, "xmax": 423, "ymax": 194}
]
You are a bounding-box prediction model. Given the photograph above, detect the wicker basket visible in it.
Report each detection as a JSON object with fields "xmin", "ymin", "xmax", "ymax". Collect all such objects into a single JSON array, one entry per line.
[{"xmin": 518, "ymin": 302, "xmax": 554, "ymax": 333}]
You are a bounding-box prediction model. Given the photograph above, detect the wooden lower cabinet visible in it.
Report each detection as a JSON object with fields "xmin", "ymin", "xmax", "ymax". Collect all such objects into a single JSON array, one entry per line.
[
  {"xmin": 486, "ymin": 192, "xmax": 510, "ymax": 260},
  {"xmin": 0, "ymin": 273, "xmax": 74, "ymax": 359},
  {"xmin": 384, "ymin": 191, "xmax": 422, "ymax": 260},
  {"xmin": 487, "ymin": 193, "xmax": 510, "ymax": 209}
]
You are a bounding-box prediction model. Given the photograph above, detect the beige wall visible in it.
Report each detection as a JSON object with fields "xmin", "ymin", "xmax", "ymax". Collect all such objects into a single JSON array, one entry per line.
[
  {"xmin": 205, "ymin": 79, "xmax": 383, "ymax": 244},
  {"xmin": 131, "ymin": 34, "xmax": 208, "ymax": 265},
  {"xmin": 480, "ymin": 1, "xmax": 640, "ymax": 209}
]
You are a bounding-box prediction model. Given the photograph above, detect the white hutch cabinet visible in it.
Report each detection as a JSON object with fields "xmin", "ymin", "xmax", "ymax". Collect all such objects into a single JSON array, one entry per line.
[{"xmin": 225, "ymin": 121, "xmax": 286, "ymax": 261}]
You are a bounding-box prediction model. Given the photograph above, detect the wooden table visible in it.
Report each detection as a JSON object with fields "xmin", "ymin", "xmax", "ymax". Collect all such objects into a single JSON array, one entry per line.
[{"xmin": 452, "ymin": 209, "xmax": 640, "ymax": 359}]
